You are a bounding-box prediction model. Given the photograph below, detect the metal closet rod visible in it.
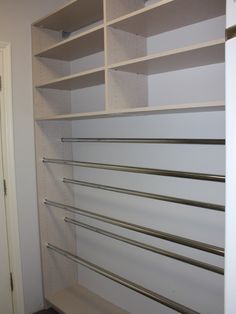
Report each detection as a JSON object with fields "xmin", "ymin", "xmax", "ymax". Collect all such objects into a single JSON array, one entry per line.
[
  {"xmin": 65, "ymin": 217, "xmax": 223, "ymax": 275},
  {"xmin": 44, "ymin": 200, "xmax": 224, "ymax": 256},
  {"xmin": 63, "ymin": 178, "xmax": 225, "ymax": 212},
  {"xmin": 42, "ymin": 158, "xmax": 225, "ymax": 183},
  {"xmin": 61, "ymin": 138, "xmax": 225, "ymax": 145},
  {"xmin": 47, "ymin": 243, "xmax": 200, "ymax": 314}
]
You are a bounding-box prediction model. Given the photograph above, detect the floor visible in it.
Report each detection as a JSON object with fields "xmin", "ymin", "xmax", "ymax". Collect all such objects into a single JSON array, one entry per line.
[{"xmin": 34, "ymin": 309, "xmax": 58, "ymax": 314}]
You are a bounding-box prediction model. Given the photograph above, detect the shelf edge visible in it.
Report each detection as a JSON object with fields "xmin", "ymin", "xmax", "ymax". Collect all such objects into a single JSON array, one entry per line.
[
  {"xmin": 108, "ymin": 38, "xmax": 225, "ymax": 70},
  {"xmin": 35, "ymin": 101, "xmax": 225, "ymax": 121},
  {"xmin": 107, "ymin": 0, "xmax": 174, "ymax": 26},
  {"xmin": 36, "ymin": 66, "xmax": 105, "ymax": 89},
  {"xmin": 35, "ymin": 24, "xmax": 104, "ymax": 57}
]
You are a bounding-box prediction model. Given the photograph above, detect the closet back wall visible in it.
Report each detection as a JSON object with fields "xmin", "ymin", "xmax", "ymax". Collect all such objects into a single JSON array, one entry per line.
[
  {"xmin": 71, "ymin": 112, "xmax": 225, "ymax": 314},
  {"xmin": 0, "ymin": 1, "xmax": 68, "ymax": 313}
]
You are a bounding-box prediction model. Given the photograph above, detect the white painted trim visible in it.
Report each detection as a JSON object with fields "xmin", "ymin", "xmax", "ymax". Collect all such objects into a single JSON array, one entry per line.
[{"xmin": 0, "ymin": 41, "xmax": 25, "ymax": 314}]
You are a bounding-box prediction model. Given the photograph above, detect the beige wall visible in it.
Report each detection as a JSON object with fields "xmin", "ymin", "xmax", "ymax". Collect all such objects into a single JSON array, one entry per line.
[{"xmin": 0, "ymin": 1, "xmax": 67, "ymax": 313}]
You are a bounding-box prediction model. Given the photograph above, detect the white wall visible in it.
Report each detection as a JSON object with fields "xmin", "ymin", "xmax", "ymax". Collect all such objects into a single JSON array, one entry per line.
[
  {"xmin": 0, "ymin": 1, "xmax": 67, "ymax": 313},
  {"xmin": 225, "ymin": 0, "xmax": 236, "ymax": 311},
  {"xmin": 71, "ymin": 110, "xmax": 225, "ymax": 314},
  {"xmin": 225, "ymin": 37, "xmax": 236, "ymax": 314},
  {"xmin": 226, "ymin": 0, "xmax": 236, "ymax": 28}
]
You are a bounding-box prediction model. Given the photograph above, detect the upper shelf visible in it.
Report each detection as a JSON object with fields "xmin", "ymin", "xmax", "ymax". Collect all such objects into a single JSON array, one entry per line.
[
  {"xmin": 36, "ymin": 67, "xmax": 105, "ymax": 90},
  {"xmin": 107, "ymin": 0, "xmax": 225, "ymax": 37},
  {"xmin": 33, "ymin": 0, "xmax": 103, "ymax": 33},
  {"xmin": 109, "ymin": 39, "xmax": 225, "ymax": 75},
  {"xmin": 35, "ymin": 101, "xmax": 225, "ymax": 121},
  {"xmin": 35, "ymin": 25, "xmax": 104, "ymax": 61}
]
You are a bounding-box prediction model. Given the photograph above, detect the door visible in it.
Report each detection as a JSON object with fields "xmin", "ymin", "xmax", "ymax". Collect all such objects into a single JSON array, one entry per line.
[{"xmin": 0, "ymin": 50, "xmax": 14, "ymax": 314}]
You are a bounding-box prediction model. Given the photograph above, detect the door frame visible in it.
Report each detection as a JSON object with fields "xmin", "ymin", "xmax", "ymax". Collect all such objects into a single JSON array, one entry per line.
[{"xmin": 0, "ymin": 41, "xmax": 25, "ymax": 314}]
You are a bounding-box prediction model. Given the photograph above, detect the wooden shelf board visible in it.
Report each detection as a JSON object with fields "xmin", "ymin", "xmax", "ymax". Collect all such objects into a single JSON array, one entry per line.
[
  {"xmin": 35, "ymin": 101, "xmax": 225, "ymax": 121},
  {"xmin": 36, "ymin": 67, "xmax": 105, "ymax": 90},
  {"xmin": 109, "ymin": 39, "xmax": 225, "ymax": 75},
  {"xmin": 35, "ymin": 25, "xmax": 104, "ymax": 61},
  {"xmin": 46, "ymin": 284, "xmax": 129, "ymax": 314},
  {"xmin": 108, "ymin": 0, "xmax": 225, "ymax": 37},
  {"xmin": 33, "ymin": 0, "xmax": 103, "ymax": 33}
]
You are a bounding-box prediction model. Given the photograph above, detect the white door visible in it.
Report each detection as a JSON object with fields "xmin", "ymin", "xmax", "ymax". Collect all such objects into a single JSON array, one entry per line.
[{"xmin": 0, "ymin": 50, "xmax": 14, "ymax": 314}]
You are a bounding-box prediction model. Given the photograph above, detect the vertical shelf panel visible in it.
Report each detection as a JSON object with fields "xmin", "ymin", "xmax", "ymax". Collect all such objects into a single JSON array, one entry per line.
[
  {"xmin": 34, "ymin": 121, "xmax": 77, "ymax": 297},
  {"xmin": 107, "ymin": 69, "xmax": 148, "ymax": 109}
]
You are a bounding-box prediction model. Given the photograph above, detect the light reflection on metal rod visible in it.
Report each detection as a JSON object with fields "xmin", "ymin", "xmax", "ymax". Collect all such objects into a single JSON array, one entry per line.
[
  {"xmin": 61, "ymin": 138, "xmax": 225, "ymax": 145},
  {"xmin": 63, "ymin": 178, "xmax": 225, "ymax": 212},
  {"xmin": 65, "ymin": 216, "xmax": 223, "ymax": 275},
  {"xmin": 42, "ymin": 158, "xmax": 225, "ymax": 182},
  {"xmin": 44, "ymin": 199, "xmax": 224, "ymax": 256}
]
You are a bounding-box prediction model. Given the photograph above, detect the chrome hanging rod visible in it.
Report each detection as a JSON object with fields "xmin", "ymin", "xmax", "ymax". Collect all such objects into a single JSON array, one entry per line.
[
  {"xmin": 42, "ymin": 158, "xmax": 225, "ymax": 182},
  {"xmin": 63, "ymin": 178, "xmax": 224, "ymax": 212},
  {"xmin": 65, "ymin": 217, "xmax": 223, "ymax": 275},
  {"xmin": 44, "ymin": 200, "xmax": 224, "ymax": 256},
  {"xmin": 47, "ymin": 243, "xmax": 200, "ymax": 314},
  {"xmin": 61, "ymin": 138, "xmax": 225, "ymax": 145}
]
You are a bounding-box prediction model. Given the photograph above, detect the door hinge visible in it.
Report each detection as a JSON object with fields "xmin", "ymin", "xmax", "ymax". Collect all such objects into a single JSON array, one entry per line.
[
  {"xmin": 0, "ymin": 76, "xmax": 2, "ymax": 91},
  {"xmin": 3, "ymin": 179, "xmax": 7, "ymax": 196},
  {"xmin": 10, "ymin": 272, "xmax": 14, "ymax": 291}
]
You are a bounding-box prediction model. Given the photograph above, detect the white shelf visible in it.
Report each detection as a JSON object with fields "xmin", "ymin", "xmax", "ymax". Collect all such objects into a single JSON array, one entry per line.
[
  {"xmin": 108, "ymin": 0, "xmax": 225, "ymax": 37},
  {"xmin": 33, "ymin": 0, "xmax": 103, "ymax": 32},
  {"xmin": 47, "ymin": 284, "xmax": 128, "ymax": 314},
  {"xmin": 35, "ymin": 25, "xmax": 104, "ymax": 61},
  {"xmin": 32, "ymin": 2, "xmax": 226, "ymax": 313},
  {"xmin": 35, "ymin": 101, "xmax": 225, "ymax": 121},
  {"xmin": 36, "ymin": 67, "xmax": 105, "ymax": 90},
  {"xmin": 109, "ymin": 39, "xmax": 225, "ymax": 75}
]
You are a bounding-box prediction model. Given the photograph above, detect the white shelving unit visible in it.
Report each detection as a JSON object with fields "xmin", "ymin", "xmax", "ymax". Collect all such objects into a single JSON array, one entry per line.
[{"xmin": 32, "ymin": 1, "xmax": 226, "ymax": 313}]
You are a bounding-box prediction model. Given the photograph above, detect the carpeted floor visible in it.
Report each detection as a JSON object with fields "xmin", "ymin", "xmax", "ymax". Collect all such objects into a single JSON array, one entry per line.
[{"xmin": 33, "ymin": 309, "xmax": 58, "ymax": 314}]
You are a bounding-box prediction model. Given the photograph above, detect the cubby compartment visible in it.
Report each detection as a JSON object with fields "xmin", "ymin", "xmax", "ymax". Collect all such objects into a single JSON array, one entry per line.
[
  {"xmin": 33, "ymin": 0, "xmax": 104, "ymax": 50},
  {"xmin": 107, "ymin": 47, "xmax": 225, "ymax": 110},
  {"xmin": 34, "ymin": 65, "xmax": 105, "ymax": 118},
  {"xmin": 107, "ymin": 17, "xmax": 225, "ymax": 66},
  {"xmin": 107, "ymin": 0, "xmax": 225, "ymax": 64}
]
